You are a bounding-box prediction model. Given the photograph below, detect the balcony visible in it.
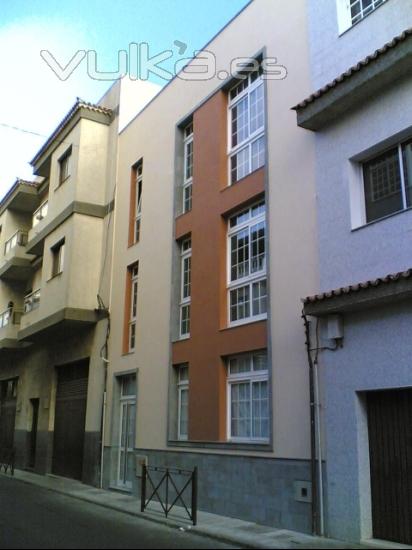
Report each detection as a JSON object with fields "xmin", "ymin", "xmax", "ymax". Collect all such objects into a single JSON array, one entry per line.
[
  {"xmin": 0, "ymin": 307, "xmax": 23, "ymax": 349},
  {"xmin": 23, "ymin": 289, "xmax": 41, "ymax": 314},
  {"xmin": 0, "ymin": 230, "xmax": 35, "ymax": 281}
]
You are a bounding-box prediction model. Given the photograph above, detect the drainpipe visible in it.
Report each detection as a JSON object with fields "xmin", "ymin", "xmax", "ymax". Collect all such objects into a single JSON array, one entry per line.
[
  {"xmin": 302, "ymin": 311, "xmax": 319, "ymax": 535},
  {"xmin": 313, "ymin": 355, "xmax": 325, "ymax": 536}
]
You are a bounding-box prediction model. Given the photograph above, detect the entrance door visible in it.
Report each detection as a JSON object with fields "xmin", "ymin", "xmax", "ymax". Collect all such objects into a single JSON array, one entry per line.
[
  {"xmin": 0, "ymin": 379, "xmax": 18, "ymax": 451},
  {"xmin": 28, "ymin": 399, "xmax": 39, "ymax": 468},
  {"xmin": 117, "ymin": 375, "xmax": 136, "ymax": 490},
  {"xmin": 52, "ymin": 361, "xmax": 89, "ymax": 480},
  {"xmin": 368, "ymin": 388, "xmax": 412, "ymax": 545}
]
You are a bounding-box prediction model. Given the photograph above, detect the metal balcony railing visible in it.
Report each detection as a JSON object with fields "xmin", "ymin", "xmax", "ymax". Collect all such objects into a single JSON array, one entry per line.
[
  {"xmin": 0, "ymin": 308, "xmax": 11, "ymax": 329},
  {"xmin": 4, "ymin": 230, "xmax": 28, "ymax": 255},
  {"xmin": 23, "ymin": 289, "xmax": 41, "ymax": 314},
  {"xmin": 32, "ymin": 200, "xmax": 48, "ymax": 228}
]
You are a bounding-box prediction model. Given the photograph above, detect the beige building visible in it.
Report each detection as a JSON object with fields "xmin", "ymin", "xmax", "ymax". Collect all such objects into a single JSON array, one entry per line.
[{"xmin": 104, "ymin": 0, "xmax": 319, "ymax": 533}]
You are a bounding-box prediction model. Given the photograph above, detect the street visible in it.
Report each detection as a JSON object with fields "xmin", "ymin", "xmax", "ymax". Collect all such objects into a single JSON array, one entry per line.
[{"xmin": 0, "ymin": 477, "xmax": 238, "ymax": 549}]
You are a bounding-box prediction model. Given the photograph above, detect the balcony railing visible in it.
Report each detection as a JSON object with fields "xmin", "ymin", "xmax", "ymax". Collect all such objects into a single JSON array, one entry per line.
[
  {"xmin": 32, "ymin": 200, "xmax": 48, "ymax": 228},
  {"xmin": 4, "ymin": 230, "xmax": 28, "ymax": 255},
  {"xmin": 23, "ymin": 289, "xmax": 41, "ymax": 314},
  {"xmin": 0, "ymin": 308, "xmax": 23, "ymax": 329}
]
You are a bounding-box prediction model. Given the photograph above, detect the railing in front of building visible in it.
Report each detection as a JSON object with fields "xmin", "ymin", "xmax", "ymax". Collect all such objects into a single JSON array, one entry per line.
[
  {"xmin": 32, "ymin": 200, "xmax": 49, "ymax": 228},
  {"xmin": 4, "ymin": 230, "xmax": 28, "ymax": 255},
  {"xmin": 0, "ymin": 308, "xmax": 23, "ymax": 329},
  {"xmin": 23, "ymin": 289, "xmax": 41, "ymax": 314},
  {"xmin": 141, "ymin": 464, "xmax": 198, "ymax": 525}
]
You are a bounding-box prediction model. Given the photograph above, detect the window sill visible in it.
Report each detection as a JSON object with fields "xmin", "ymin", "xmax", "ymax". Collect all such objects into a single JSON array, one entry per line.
[
  {"xmin": 227, "ymin": 315, "xmax": 267, "ymax": 329},
  {"xmin": 224, "ymin": 165, "xmax": 265, "ymax": 189},
  {"xmin": 47, "ymin": 271, "xmax": 63, "ymax": 282},
  {"xmin": 167, "ymin": 439, "xmax": 273, "ymax": 453},
  {"xmin": 351, "ymin": 205, "xmax": 412, "ymax": 232},
  {"xmin": 55, "ymin": 175, "xmax": 71, "ymax": 190}
]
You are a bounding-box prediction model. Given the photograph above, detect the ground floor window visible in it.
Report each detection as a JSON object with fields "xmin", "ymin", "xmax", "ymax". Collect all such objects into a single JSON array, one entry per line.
[
  {"xmin": 227, "ymin": 351, "xmax": 269, "ymax": 442},
  {"xmin": 177, "ymin": 365, "xmax": 189, "ymax": 440}
]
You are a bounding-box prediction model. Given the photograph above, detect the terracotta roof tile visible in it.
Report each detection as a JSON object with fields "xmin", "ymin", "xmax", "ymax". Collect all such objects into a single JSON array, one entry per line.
[
  {"xmin": 293, "ymin": 28, "xmax": 412, "ymax": 111},
  {"xmin": 304, "ymin": 268, "xmax": 412, "ymax": 305}
]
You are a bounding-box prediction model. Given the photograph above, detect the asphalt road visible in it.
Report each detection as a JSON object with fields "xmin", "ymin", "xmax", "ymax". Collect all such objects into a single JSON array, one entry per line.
[{"xmin": 0, "ymin": 476, "xmax": 238, "ymax": 549}]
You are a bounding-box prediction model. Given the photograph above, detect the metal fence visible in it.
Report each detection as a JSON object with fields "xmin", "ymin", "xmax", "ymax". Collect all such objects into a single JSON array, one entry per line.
[{"xmin": 140, "ymin": 464, "xmax": 198, "ymax": 525}]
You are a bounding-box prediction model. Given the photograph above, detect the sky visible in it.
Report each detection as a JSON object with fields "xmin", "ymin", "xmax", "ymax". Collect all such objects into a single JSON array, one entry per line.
[{"xmin": 0, "ymin": 0, "xmax": 249, "ymax": 199}]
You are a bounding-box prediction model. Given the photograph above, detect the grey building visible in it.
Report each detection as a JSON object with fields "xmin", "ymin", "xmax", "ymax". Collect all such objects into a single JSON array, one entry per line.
[{"xmin": 295, "ymin": 0, "xmax": 412, "ymax": 545}]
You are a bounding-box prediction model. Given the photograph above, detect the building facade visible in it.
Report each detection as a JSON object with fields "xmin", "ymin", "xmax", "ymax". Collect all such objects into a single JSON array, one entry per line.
[
  {"xmin": 296, "ymin": 0, "xmax": 412, "ymax": 545},
  {"xmin": 103, "ymin": 0, "xmax": 319, "ymax": 534}
]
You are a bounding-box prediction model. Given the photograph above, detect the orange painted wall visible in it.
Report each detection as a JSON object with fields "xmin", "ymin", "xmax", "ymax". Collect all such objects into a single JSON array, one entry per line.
[{"xmin": 172, "ymin": 89, "xmax": 267, "ymax": 441}]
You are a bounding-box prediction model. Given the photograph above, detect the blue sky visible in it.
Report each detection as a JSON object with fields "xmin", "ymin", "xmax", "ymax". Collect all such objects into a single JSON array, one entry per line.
[{"xmin": 0, "ymin": 0, "xmax": 249, "ymax": 198}]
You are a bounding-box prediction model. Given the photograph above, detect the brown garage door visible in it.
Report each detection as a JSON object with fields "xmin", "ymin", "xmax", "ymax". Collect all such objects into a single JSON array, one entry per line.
[
  {"xmin": 52, "ymin": 361, "xmax": 89, "ymax": 480},
  {"xmin": 368, "ymin": 388, "xmax": 412, "ymax": 545}
]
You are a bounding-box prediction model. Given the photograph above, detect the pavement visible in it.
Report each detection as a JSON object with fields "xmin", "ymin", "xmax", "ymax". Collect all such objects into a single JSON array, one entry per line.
[{"xmin": 0, "ymin": 469, "xmax": 364, "ymax": 549}]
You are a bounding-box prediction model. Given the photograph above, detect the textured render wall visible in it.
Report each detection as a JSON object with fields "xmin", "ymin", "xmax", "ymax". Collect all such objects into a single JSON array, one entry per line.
[
  {"xmin": 313, "ymin": 77, "xmax": 412, "ymax": 292},
  {"xmin": 307, "ymin": 0, "xmax": 412, "ymax": 90},
  {"xmin": 322, "ymin": 302, "xmax": 412, "ymax": 542}
]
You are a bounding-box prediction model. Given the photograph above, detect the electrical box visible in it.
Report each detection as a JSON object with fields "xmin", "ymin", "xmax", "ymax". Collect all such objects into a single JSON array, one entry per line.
[
  {"xmin": 294, "ymin": 480, "xmax": 312, "ymax": 503},
  {"xmin": 327, "ymin": 314, "xmax": 344, "ymax": 340}
]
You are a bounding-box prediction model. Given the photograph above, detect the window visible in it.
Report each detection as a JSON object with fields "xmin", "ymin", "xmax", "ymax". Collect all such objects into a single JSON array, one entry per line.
[
  {"xmin": 129, "ymin": 263, "xmax": 139, "ymax": 352},
  {"xmin": 229, "ymin": 69, "xmax": 265, "ymax": 185},
  {"xmin": 363, "ymin": 139, "xmax": 412, "ymax": 223},
  {"xmin": 133, "ymin": 161, "xmax": 143, "ymax": 244},
  {"xmin": 177, "ymin": 365, "xmax": 189, "ymax": 440},
  {"xmin": 228, "ymin": 202, "xmax": 267, "ymax": 325},
  {"xmin": 51, "ymin": 239, "xmax": 65, "ymax": 277},
  {"xmin": 227, "ymin": 351, "xmax": 269, "ymax": 442},
  {"xmin": 180, "ymin": 238, "xmax": 191, "ymax": 337},
  {"xmin": 58, "ymin": 147, "xmax": 71, "ymax": 185},
  {"xmin": 183, "ymin": 123, "xmax": 193, "ymax": 213},
  {"xmin": 337, "ymin": 0, "xmax": 386, "ymax": 32}
]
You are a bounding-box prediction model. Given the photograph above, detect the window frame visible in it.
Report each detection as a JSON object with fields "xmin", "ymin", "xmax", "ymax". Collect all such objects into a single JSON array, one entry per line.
[
  {"xmin": 133, "ymin": 161, "xmax": 143, "ymax": 244},
  {"xmin": 179, "ymin": 238, "xmax": 191, "ymax": 338},
  {"xmin": 226, "ymin": 352, "xmax": 269, "ymax": 443},
  {"xmin": 361, "ymin": 139, "xmax": 412, "ymax": 224},
  {"xmin": 58, "ymin": 147, "xmax": 72, "ymax": 186},
  {"xmin": 337, "ymin": 0, "xmax": 387, "ymax": 34},
  {"xmin": 183, "ymin": 123, "xmax": 193, "ymax": 214},
  {"xmin": 50, "ymin": 239, "xmax": 65, "ymax": 278},
  {"xmin": 177, "ymin": 365, "xmax": 189, "ymax": 441},
  {"xmin": 128, "ymin": 263, "xmax": 139, "ymax": 352},
  {"xmin": 227, "ymin": 202, "xmax": 267, "ymax": 327},
  {"xmin": 227, "ymin": 71, "xmax": 265, "ymax": 186}
]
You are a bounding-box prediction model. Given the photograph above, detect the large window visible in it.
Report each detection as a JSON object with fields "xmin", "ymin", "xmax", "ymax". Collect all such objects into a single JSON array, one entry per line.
[
  {"xmin": 228, "ymin": 201, "xmax": 267, "ymax": 325},
  {"xmin": 177, "ymin": 364, "xmax": 189, "ymax": 440},
  {"xmin": 363, "ymin": 139, "xmax": 412, "ymax": 223},
  {"xmin": 179, "ymin": 238, "xmax": 191, "ymax": 337},
  {"xmin": 229, "ymin": 69, "xmax": 265, "ymax": 185},
  {"xmin": 183, "ymin": 123, "xmax": 193, "ymax": 213},
  {"xmin": 58, "ymin": 147, "xmax": 71, "ymax": 185},
  {"xmin": 227, "ymin": 351, "xmax": 269, "ymax": 442},
  {"xmin": 128, "ymin": 263, "xmax": 139, "ymax": 352}
]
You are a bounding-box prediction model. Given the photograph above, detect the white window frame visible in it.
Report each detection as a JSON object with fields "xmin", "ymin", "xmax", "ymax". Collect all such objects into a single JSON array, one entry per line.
[
  {"xmin": 179, "ymin": 238, "xmax": 191, "ymax": 338},
  {"xmin": 177, "ymin": 365, "xmax": 189, "ymax": 441},
  {"xmin": 183, "ymin": 123, "xmax": 193, "ymax": 213},
  {"xmin": 227, "ymin": 202, "xmax": 267, "ymax": 327},
  {"xmin": 228, "ymin": 71, "xmax": 265, "ymax": 186},
  {"xmin": 226, "ymin": 352, "xmax": 269, "ymax": 443},
  {"xmin": 134, "ymin": 162, "xmax": 143, "ymax": 244},
  {"xmin": 129, "ymin": 263, "xmax": 139, "ymax": 352},
  {"xmin": 359, "ymin": 139, "xmax": 412, "ymax": 225},
  {"xmin": 32, "ymin": 200, "xmax": 49, "ymax": 228},
  {"xmin": 337, "ymin": 0, "xmax": 387, "ymax": 34}
]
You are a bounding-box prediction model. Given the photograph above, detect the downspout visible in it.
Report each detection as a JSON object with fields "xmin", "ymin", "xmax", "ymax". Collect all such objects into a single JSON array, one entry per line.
[{"xmin": 302, "ymin": 310, "xmax": 318, "ymax": 535}]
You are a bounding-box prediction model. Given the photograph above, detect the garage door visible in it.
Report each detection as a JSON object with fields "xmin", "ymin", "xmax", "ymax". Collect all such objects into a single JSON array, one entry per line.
[
  {"xmin": 368, "ymin": 388, "xmax": 412, "ymax": 545},
  {"xmin": 52, "ymin": 361, "xmax": 89, "ymax": 480}
]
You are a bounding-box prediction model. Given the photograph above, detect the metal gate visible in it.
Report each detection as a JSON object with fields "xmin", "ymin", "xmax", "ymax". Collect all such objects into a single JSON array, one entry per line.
[
  {"xmin": 52, "ymin": 361, "xmax": 89, "ymax": 480},
  {"xmin": 368, "ymin": 388, "xmax": 412, "ymax": 545}
]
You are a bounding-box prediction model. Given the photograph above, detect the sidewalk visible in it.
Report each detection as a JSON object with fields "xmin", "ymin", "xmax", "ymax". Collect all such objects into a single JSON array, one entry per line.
[{"xmin": 1, "ymin": 469, "xmax": 363, "ymax": 549}]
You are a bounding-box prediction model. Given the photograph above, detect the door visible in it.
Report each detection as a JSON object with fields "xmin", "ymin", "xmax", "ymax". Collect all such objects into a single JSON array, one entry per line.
[
  {"xmin": 52, "ymin": 361, "xmax": 89, "ymax": 480},
  {"xmin": 28, "ymin": 399, "xmax": 39, "ymax": 469},
  {"xmin": 368, "ymin": 388, "xmax": 412, "ymax": 545},
  {"xmin": 0, "ymin": 379, "xmax": 18, "ymax": 451},
  {"xmin": 117, "ymin": 375, "xmax": 136, "ymax": 489}
]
